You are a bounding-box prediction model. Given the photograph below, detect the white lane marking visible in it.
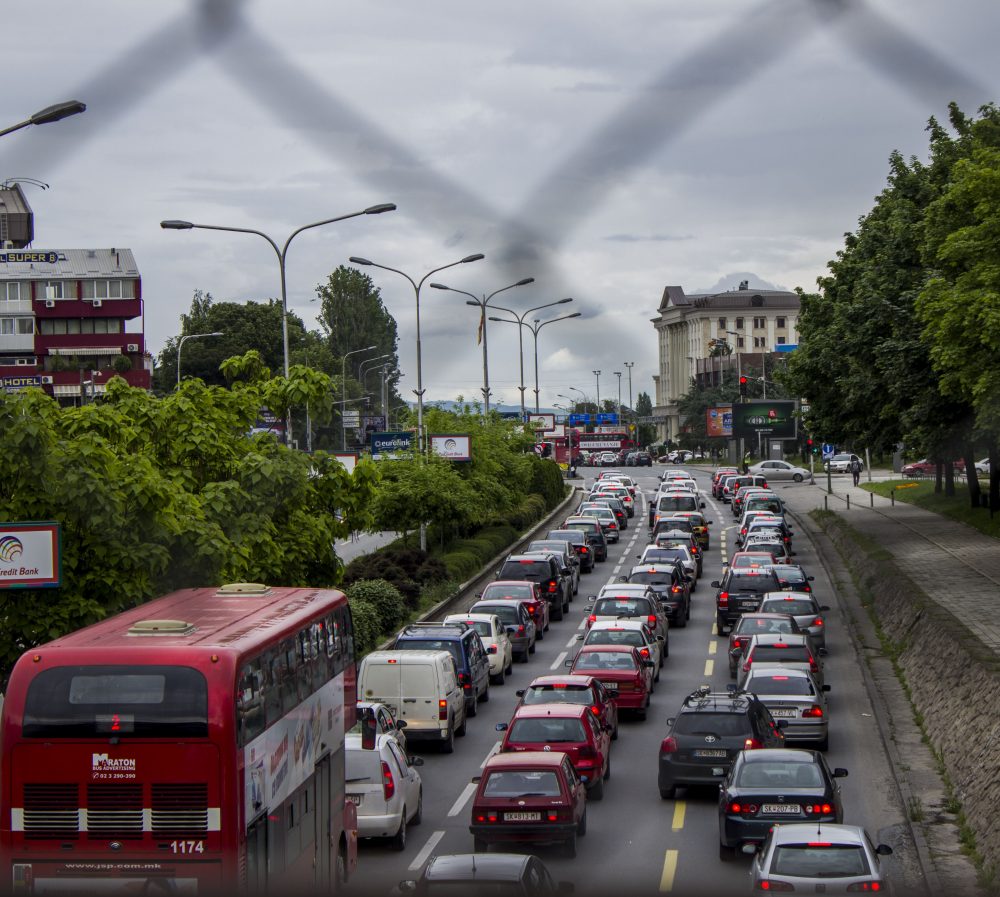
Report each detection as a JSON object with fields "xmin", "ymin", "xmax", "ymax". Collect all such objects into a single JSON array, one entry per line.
[
  {"xmin": 566, "ymin": 633, "xmax": 581, "ymax": 648},
  {"xmin": 409, "ymin": 830, "xmax": 446, "ymax": 870},
  {"xmin": 480, "ymin": 740, "xmax": 501, "ymax": 768},
  {"xmin": 551, "ymin": 650, "xmax": 568, "ymax": 670},
  {"xmin": 578, "ymin": 618, "xmax": 587, "ymax": 630},
  {"xmin": 448, "ymin": 783, "xmax": 477, "ymax": 817}
]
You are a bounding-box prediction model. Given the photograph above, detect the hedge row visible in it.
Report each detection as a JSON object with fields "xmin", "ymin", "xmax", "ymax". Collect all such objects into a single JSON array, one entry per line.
[
  {"xmin": 342, "ymin": 547, "xmax": 449, "ymax": 608},
  {"xmin": 346, "ymin": 579, "xmax": 406, "ymax": 655}
]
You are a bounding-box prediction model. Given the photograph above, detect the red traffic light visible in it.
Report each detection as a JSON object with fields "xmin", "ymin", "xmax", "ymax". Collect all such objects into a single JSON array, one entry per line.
[{"xmin": 739, "ymin": 376, "xmax": 748, "ymax": 385}]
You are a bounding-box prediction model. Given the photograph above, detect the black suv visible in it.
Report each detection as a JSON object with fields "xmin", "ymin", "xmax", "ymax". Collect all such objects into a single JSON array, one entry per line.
[
  {"xmin": 633, "ymin": 452, "xmax": 653, "ymax": 467},
  {"xmin": 547, "ymin": 528, "xmax": 595, "ymax": 574},
  {"xmin": 657, "ymin": 686, "xmax": 786, "ymax": 798},
  {"xmin": 712, "ymin": 567, "xmax": 781, "ymax": 635},
  {"xmin": 393, "ymin": 622, "xmax": 492, "ymax": 716},
  {"xmin": 497, "ymin": 554, "xmax": 572, "ymax": 620}
]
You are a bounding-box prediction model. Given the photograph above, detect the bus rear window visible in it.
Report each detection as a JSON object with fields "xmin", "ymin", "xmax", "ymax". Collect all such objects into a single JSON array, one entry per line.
[{"xmin": 23, "ymin": 665, "xmax": 208, "ymax": 738}]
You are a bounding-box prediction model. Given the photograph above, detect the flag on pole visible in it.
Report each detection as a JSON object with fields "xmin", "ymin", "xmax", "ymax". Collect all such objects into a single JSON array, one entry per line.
[{"xmin": 476, "ymin": 308, "xmax": 485, "ymax": 345}]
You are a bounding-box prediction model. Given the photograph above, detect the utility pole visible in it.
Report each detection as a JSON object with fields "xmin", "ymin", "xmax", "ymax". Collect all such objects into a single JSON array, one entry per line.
[{"xmin": 593, "ymin": 371, "xmax": 601, "ymax": 412}]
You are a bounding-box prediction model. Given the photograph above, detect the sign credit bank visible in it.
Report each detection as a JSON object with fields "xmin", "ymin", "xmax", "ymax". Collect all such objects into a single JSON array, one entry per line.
[{"xmin": 0, "ymin": 522, "xmax": 62, "ymax": 589}]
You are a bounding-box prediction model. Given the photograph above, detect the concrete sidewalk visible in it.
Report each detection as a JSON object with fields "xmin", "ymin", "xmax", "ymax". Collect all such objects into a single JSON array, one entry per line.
[
  {"xmin": 776, "ymin": 472, "xmax": 1000, "ymax": 652},
  {"xmin": 335, "ymin": 530, "xmax": 399, "ymax": 564}
]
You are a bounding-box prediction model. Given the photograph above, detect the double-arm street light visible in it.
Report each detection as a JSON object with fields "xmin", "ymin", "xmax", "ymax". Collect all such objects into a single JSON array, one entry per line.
[
  {"xmin": 176, "ymin": 331, "xmax": 224, "ymax": 387},
  {"xmin": 491, "ymin": 312, "xmax": 582, "ymax": 412},
  {"xmin": 593, "ymin": 370, "xmax": 602, "ymax": 411},
  {"xmin": 162, "ymin": 202, "xmax": 395, "ymax": 447},
  {"xmin": 0, "ymin": 100, "xmax": 86, "ymax": 140},
  {"xmin": 341, "ymin": 345, "xmax": 377, "ymax": 450},
  {"xmin": 430, "ymin": 278, "xmax": 535, "ymax": 416},
  {"xmin": 614, "ymin": 371, "xmax": 622, "ymax": 423},
  {"xmin": 487, "ymin": 298, "xmax": 573, "ymax": 421}
]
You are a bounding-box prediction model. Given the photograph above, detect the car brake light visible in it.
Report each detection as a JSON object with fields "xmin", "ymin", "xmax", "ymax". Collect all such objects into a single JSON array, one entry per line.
[
  {"xmin": 804, "ymin": 803, "xmax": 834, "ymax": 815},
  {"xmin": 591, "ymin": 705, "xmax": 601, "ymax": 716},
  {"xmin": 846, "ymin": 883, "xmax": 881, "ymax": 892},
  {"xmin": 802, "ymin": 705, "xmax": 824, "ymax": 718},
  {"xmin": 728, "ymin": 802, "xmax": 743, "ymax": 814},
  {"xmin": 647, "ymin": 614, "xmax": 657, "ymax": 627},
  {"xmin": 757, "ymin": 882, "xmax": 794, "ymax": 891},
  {"xmin": 588, "ymin": 615, "xmax": 596, "ymax": 625},
  {"xmin": 518, "ymin": 624, "xmax": 526, "ymax": 634},
  {"xmin": 459, "ymin": 672, "xmax": 471, "ymax": 690},
  {"xmin": 548, "ymin": 581, "xmax": 558, "ymax": 593},
  {"xmin": 813, "ymin": 618, "xmax": 824, "ymax": 627},
  {"xmin": 671, "ymin": 585, "xmax": 681, "ymax": 593},
  {"xmin": 660, "ymin": 736, "xmax": 678, "ymax": 754},
  {"xmin": 639, "ymin": 647, "xmax": 650, "ymax": 658},
  {"xmin": 719, "ymin": 591, "xmax": 729, "ymax": 607},
  {"xmin": 381, "ymin": 760, "xmax": 395, "ymax": 801},
  {"xmin": 580, "ymin": 546, "xmax": 589, "ymax": 554},
  {"xmin": 809, "ymin": 656, "xmax": 820, "ymax": 674},
  {"xmin": 744, "ymin": 737, "xmax": 762, "ymax": 749},
  {"xmin": 439, "ymin": 699, "xmax": 449, "ymax": 720}
]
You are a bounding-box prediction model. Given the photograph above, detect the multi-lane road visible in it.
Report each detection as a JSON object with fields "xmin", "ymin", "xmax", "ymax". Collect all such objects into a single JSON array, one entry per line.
[{"xmin": 346, "ymin": 467, "xmax": 916, "ymax": 896}]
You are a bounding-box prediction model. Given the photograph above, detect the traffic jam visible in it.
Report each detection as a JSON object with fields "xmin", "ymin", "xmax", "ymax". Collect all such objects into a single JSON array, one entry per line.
[{"xmin": 347, "ymin": 466, "xmax": 901, "ymax": 896}]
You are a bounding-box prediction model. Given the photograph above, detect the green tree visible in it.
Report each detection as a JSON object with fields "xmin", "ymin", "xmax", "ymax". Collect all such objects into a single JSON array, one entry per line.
[{"xmin": 634, "ymin": 391, "xmax": 656, "ymax": 447}]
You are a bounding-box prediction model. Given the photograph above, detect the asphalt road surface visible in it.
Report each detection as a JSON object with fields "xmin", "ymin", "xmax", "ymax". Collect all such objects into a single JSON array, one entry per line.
[{"xmin": 345, "ymin": 468, "xmax": 913, "ymax": 897}]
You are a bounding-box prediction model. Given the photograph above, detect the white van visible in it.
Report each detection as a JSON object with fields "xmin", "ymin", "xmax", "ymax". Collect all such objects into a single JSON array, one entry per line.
[{"xmin": 357, "ymin": 650, "xmax": 467, "ymax": 753}]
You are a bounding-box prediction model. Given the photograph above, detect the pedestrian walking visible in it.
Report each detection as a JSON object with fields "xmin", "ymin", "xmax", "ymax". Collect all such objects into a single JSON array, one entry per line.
[{"xmin": 850, "ymin": 456, "xmax": 862, "ymax": 487}]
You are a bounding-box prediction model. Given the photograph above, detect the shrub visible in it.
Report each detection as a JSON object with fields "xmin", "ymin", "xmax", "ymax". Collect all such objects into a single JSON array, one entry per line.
[
  {"xmin": 343, "ymin": 552, "xmax": 420, "ymax": 608},
  {"xmin": 441, "ymin": 550, "xmax": 482, "ymax": 581},
  {"xmin": 509, "ymin": 493, "xmax": 547, "ymax": 529},
  {"xmin": 528, "ymin": 455, "xmax": 566, "ymax": 508},
  {"xmin": 348, "ymin": 597, "xmax": 382, "ymax": 655},
  {"xmin": 347, "ymin": 579, "xmax": 407, "ymax": 632}
]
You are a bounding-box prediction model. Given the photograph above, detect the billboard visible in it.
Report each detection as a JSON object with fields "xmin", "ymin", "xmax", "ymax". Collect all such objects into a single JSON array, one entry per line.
[
  {"xmin": 332, "ymin": 453, "xmax": 358, "ymax": 473},
  {"xmin": 706, "ymin": 405, "xmax": 733, "ymax": 438},
  {"xmin": 429, "ymin": 434, "xmax": 471, "ymax": 461},
  {"xmin": 371, "ymin": 430, "xmax": 414, "ymax": 460},
  {"xmin": 0, "ymin": 522, "xmax": 62, "ymax": 589},
  {"xmin": 527, "ymin": 413, "xmax": 555, "ymax": 432},
  {"xmin": 732, "ymin": 401, "xmax": 798, "ymax": 439}
]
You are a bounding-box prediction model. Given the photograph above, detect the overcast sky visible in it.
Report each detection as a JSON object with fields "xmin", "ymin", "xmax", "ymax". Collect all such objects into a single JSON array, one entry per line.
[{"xmin": 3, "ymin": 0, "xmax": 997, "ymax": 409}]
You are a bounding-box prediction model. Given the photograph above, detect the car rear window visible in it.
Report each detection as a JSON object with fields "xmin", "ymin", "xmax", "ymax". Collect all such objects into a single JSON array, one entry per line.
[
  {"xmin": 736, "ymin": 760, "xmax": 823, "ymax": 788},
  {"xmin": 483, "ymin": 769, "xmax": 562, "ymax": 797},
  {"xmin": 482, "ymin": 583, "xmax": 535, "ymax": 601},
  {"xmin": 761, "ymin": 599, "xmax": 816, "ymax": 616},
  {"xmin": 747, "ymin": 498, "xmax": 783, "ymax": 513},
  {"xmin": 672, "ymin": 712, "xmax": 750, "ymax": 736},
  {"xmin": 473, "ymin": 604, "xmax": 519, "ymax": 625},
  {"xmin": 628, "ymin": 572, "xmax": 675, "ymax": 586},
  {"xmin": 727, "ymin": 573, "xmax": 779, "ymax": 592},
  {"xmin": 509, "ymin": 717, "xmax": 587, "ymax": 743},
  {"xmin": 751, "ymin": 645, "xmax": 812, "ymax": 662},
  {"xmin": 395, "ymin": 639, "xmax": 464, "ymax": 667},
  {"xmin": 549, "ymin": 531, "xmax": 585, "ymax": 546},
  {"xmin": 499, "ymin": 560, "xmax": 551, "ymax": 579},
  {"xmin": 23, "ymin": 665, "xmax": 208, "ymax": 738},
  {"xmin": 522, "ymin": 684, "xmax": 591, "ymax": 706},
  {"xmin": 772, "ymin": 845, "xmax": 871, "ymax": 877},
  {"xmin": 747, "ymin": 673, "xmax": 815, "ymax": 696},
  {"xmin": 657, "ymin": 495, "xmax": 698, "ymax": 513},
  {"xmin": 573, "ymin": 651, "xmax": 638, "ymax": 672},
  {"xmin": 734, "ymin": 617, "xmax": 796, "ymax": 636},
  {"xmin": 566, "ymin": 521, "xmax": 599, "ymax": 535},
  {"xmin": 593, "ymin": 598, "xmax": 651, "ymax": 617},
  {"xmin": 585, "ymin": 630, "xmax": 644, "ymax": 649},
  {"xmin": 645, "ymin": 549, "xmax": 687, "ymax": 565},
  {"xmin": 457, "ymin": 620, "xmax": 493, "ymax": 637},
  {"xmin": 345, "ymin": 747, "xmax": 381, "ymax": 783}
]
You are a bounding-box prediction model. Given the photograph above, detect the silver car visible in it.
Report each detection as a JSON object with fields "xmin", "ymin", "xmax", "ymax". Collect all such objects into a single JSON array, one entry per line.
[
  {"xmin": 748, "ymin": 460, "xmax": 811, "ymax": 482},
  {"xmin": 759, "ymin": 591, "xmax": 829, "ymax": 651},
  {"xmin": 748, "ymin": 823, "xmax": 893, "ymax": 892},
  {"xmin": 740, "ymin": 665, "xmax": 831, "ymax": 750},
  {"xmin": 825, "ymin": 452, "xmax": 864, "ymax": 474}
]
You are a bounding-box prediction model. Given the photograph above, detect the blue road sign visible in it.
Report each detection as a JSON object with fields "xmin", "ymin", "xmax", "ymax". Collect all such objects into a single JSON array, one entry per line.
[
  {"xmin": 596, "ymin": 413, "xmax": 619, "ymax": 425},
  {"xmin": 568, "ymin": 414, "xmax": 591, "ymax": 426},
  {"xmin": 821, "ymin": 443, "xmax": 835, "ymax": 460}
]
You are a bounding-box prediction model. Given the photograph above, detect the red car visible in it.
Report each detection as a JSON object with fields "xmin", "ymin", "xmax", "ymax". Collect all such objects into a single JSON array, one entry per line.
[
  {"xmin": 480, "ymin": 580, "xmax": 550, "ymax": 638},
  {"xmin": 515, "ymin": 674, "xmax": 619, "ymax": 740},
  {"xmin": 497, "ymin": 703, "xmax": 613, "ymax": 799},
  {"xmin": 568, "ymin": 644, "xmax": 655, "ymax": 720},
  {"xmin": 901, "ymin": 458, "xmax": 965, "ymax": 477},
  {"xmin": 471, "ymin": 751, "xmax": 588, "ymax": 856}
]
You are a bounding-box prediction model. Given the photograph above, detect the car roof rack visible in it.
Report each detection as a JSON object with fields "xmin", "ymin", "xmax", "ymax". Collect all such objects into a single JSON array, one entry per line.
[{"xmin": 401, "ymin": 621, "xmax": 470, "ymax": 633}]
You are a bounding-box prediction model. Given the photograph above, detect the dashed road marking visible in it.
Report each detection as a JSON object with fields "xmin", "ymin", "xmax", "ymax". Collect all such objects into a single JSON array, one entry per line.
[
  {"xmin": 708, "ymin": 641, "xmax": 717, "ymax": 656},
  {"xmin": 671, "ymin": 800, "xmax": 686, "ymax": 831},
  {"xmin": 409, "ymin": 830, "xmax": 445, "ymax": 871},
  {"xmin": 704, "ymin": 659, "xmax": 714, "ymax": 677},
  {"xmin": 551, "ymin": 651, "xmax": 568, "ymax": 670},
  {"xmin": 448, "ymin": 783, "xmax": 477, "ymax": 817},
  {"xmin": 659, "ymin": 849, "xmax": 679, "ymax": 892},
  {"xmin": 480, "ymin": 740, "xmax": 501, "ymax": 768}
]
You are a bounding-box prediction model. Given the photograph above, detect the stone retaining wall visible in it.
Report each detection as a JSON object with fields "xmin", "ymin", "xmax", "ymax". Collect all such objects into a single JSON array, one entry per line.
[{"xmin": 817, "ymin": 513, "xmax": 1000, "ymax": 874}]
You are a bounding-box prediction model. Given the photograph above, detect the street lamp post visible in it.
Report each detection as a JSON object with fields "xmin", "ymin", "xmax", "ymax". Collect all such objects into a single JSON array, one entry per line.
[
  {"xmin": 614, "ymin": 371, "xmax": 622, "ymax": 424},
  {"xmin": 430, "ymin": 278, "xmax": 536, "ymax": 416},
  {"xmin": 487, "ymin": 299, "xmax": 573, "ymax": 421},
  {"xmin": 593, "ymin": 371, "xmax": 602, "ymax": 412},
  {"xmin": 349, "ymin": 254, "xmax": 484, "ymax": 551},
  {"xmin": 0, "ymin": 100, "xmax": 86, "ymax": 140},
  {"xmin": 492, "ymin": 312, "xmax": 582, "ymax": 412},
  {"xmin": 623, "ymin": 361, "xmax": 635, "ymax": 437},
  {"xmin": 176, "ymin": 331, "xmax": 224, "ymax": 387},
  {"xmin": 341, "ymin": 345, "xmax": 377, "ymax": 450},
  {"xmin": 162, "ymin": 202, "xmax": 395, "ymax": 448}
]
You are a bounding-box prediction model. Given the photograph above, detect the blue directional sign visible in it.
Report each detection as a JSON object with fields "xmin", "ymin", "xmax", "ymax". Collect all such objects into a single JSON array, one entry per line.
[
  {"xmin": 568, "ymin": 414, "xmax": 591, "ymax": 426},
  {"xmin": 596, "ymin": 413, "xmax": 619, "ymax": 425},
  {"xmin": 821, "ymin": 443, "xmax": 835, "ymax": 460}
]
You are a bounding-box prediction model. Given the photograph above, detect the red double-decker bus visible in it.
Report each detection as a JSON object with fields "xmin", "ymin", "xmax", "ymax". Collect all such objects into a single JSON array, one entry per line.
[{"xmin": 0, "ymin": 582, "xmax": 358, "ymax": 895}]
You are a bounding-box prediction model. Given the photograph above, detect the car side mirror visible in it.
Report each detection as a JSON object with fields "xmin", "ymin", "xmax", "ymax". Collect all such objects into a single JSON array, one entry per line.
[
  {"xmin": 506, "ymin": 626, "xmax": 517, "ymax": 634},
  {"xmin": 666, "ymin": 717, "xmax": 675, "ymax": 726},
  {"xmin": 808, "ymin": 576, "xmax": 815, "ymax": 581},
  {"xmin": 708, "ymin": 520, "xmax": 714, "ymax": 524},
  {"xmin": 486, "ymin": 645, "xmax": 497, "ymax": 654},
  {"xmin": 396, "ymin": 720, "xmax": 408, "ymax": 729},
  {"xmin": 575, "ymin": 634, "xmax": 584, "ymax": 640},
  {"xmin": 833, "ymin": 768, "xmax": 848, "ymax": 778},
  {"xmin": 584, "ymin": 606, "xmax": 594, "ymax": 613},
  {"xmin": 741, "ymin": 843, "xmax": 759, "ymax": 856},
  {"xmin": 495, "ymin": 570, "xmax": 501, "ymax": 578},
  {"xmin": 561, "ymin": 567, "xmax": 571, "ymax": 575},
  {"xmin": 820, "ymin": 605, "xmax": 830, "ymax": 611},
  {"xmin": 580, "ymin": 775, "xmax": 590, "ymax": 784},
  {"xmin": 515, "ymin": 689, "xmax": 525, "ymax": 697},
  {"xmin": 618, "ymin": 576, "xmax": 628, "ymax": 583},
  {"xmin": 565, "ymin": 659, "xmax": 574, "ymax": 667},
  {"xmin": 399, "ymin": 880, "xmax": 417, "ymax": 892},
  {"xmin": 711, "ymin": 581, "xmax": 721, "ymax": 589},
  {"xmin": 495, "ymin": 722, "xmax": 509, "ymax": 732},
  {"xmin": 409, "ymin": 756, "xmax": 425, "ymax": 767},
  {"xmin": 822, "ymin": 684, "xmax": 832, "ymax": 692},
  {"xmin": 875, "ymin": 844, "xmax": 893, "ymax": 856},
  {"xmin": 643, "ymin": 660, "xmax": 655, "ymax": 668},
  {"xmin": 700, "ymin": 502, "xmax": 706, "ymax": 508}
]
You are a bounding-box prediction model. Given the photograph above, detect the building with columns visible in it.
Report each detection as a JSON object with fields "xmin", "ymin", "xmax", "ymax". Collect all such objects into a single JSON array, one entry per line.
[{"xmin": 651, "ymin": 280, "xmax": 800, "ymax": 442}]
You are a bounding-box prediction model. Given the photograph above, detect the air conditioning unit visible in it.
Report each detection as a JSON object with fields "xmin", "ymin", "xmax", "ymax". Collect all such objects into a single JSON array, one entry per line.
[
  {"xmin": 45, "ymin": 299, "xmax": 56, "ymax": 308},
  {"xmin": 41, "ymin": 375, "xmax": 53, "ymax": 385},
  {"xmin": 92, "ymin": 299, "xmax": 103, "ymax": 308},
  {"xmin": 126, "ymin": 343, "xmax": 139, "ymax": 353},
  {"xmin": 15, "ymin": 358, "xmax": 29, "ymax": 366}
]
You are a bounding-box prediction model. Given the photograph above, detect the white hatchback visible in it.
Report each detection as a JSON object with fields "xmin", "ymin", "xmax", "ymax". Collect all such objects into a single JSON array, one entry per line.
[
  {"xmin": 345, "ymin": 732, "xmax": 423, "ymax": 850},
  {"xmin": 443, "ymin": 612, "xmax": 513, "ymax": 685}
]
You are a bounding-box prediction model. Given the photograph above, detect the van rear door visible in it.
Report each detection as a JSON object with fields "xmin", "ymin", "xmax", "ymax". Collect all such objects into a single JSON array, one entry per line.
[
  {"xmin": 398, "ymin": 662, "xmax": 439, "ymax": 728},
  {"xmin": 359, "ymin": 659, "xmax": 402, "ymax": 717}
]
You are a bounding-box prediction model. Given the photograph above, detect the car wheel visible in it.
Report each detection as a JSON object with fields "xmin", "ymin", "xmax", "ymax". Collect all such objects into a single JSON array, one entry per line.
[
  {"xmin": 411, "ymin": 789, "xmax": 423, "ymax": 826},
  {"xmin": 506, "ymin": 656, "xmax": 514, "ymax": 675},
  {"xmin": 603, "ymin": 754, "xmax": 611, "ymax": 781},
  {"xmin": 456, "ymin": 711, "xmax": 468, "ymax": 737},
  {"xmin": 529, "ymin": 639, "xmax": 536, "ymax": 655},
  {"xmin": 467, "ymin": 691, "xmax": 478, "ymax": 718},
  {"xmin": 588, "ymin": 776, "xmax": 604, "ymax": 801},
  {"xmin": 716, "ymin": 616, "xmax": 727, "ymax": 636},
  {"xmin": 662, "ymin": 637, "xmax": 669, "ymax": 659},
  {"xmin": 563, "ymin": 598, "xmax": 570, "ymax": 614},
  {"xmin": 335, "ymin": 846, "xmax": 348, "ymax": 886},
  {"xmin": 519, "ymin": 649, "xmax": 530, "ymax": 664},
  {"xmin": 659, "ymin": 784, "xmax": 676, "ymax": 800},
  {"xmin": 636, "ymin": 706, "xmax": 648, "ymax": 721},
  {"xmin": 441, "ymin": 722, "xmax": 455, "ymax": 754},
  {"xmin": 389, "ymin": 813, "xmax": 407, "ymax": 851},
  {"xmin": 611, "ymin": 721, "xmax": 619, "ymax": 741},
  {"xmin": 492, "ymin": 666, "xmax": 505, "ymax": 686},
  {"xmin": 480, "ymin": 683, "xmax": 490, "ymax": 703},
  {"xmin": 577, "ymin": 807, "xmax": 587, "ymax": 836},
  {"xmin": 677, "ymin": 610, "xmax": 688, "ymax": 629},
  {"xmin": 564, "ymin": 833, "xmax": 578, "ymax": 858},
  {"xmin": 718, "ymin": 842, "xmax": 734, "ymax": 862},
  {"xmin": 729, "ymin": 662, "xmax": 737, "ymax": 679},
  {"xmin": 473, "ymin": 836, "xmax": 488, "ymax": 853},
  {"xmin": 793, "ymin": 473, "xmax": 804, "ymax": 483}
]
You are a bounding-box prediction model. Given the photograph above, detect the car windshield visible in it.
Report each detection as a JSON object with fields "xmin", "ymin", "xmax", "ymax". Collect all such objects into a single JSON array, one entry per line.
[
  {"xmin": 522, "ymin": 684, "xmax": 591, "ymax": 706},
  {"xmin": 736, "ymin": 760, "xmax": 823, "ymax": 788},
  {"xmin": 573, "ymin": 651, "xmax": 638, "ymax": 672},
  {"xmin": 672, "ymin": 712, "xmax": 749, "ymax": 736},
  {"xmin": 482, "ymin": 583, "xmax": 535, "ymax": 601},
  {"xmin": 586, "ymin": 630, "xmax": 644, "ymax": 648},
  {"xmin": 771, "ymin": 844, "xmax": 871, "ymax": 878},
  {"xmin": 761, "ymin": 599, "xmax": 816, "ymax": 616},
  {"xmin": 748, "ymin": 674, "xmax": 815, "ymax": 696},
  {"xmin": 483, "ymin": 769, "xmax": 563, "ymax": 797},
  {"xmin": 593, "ymin": 598, "xmax": 649, "ymax": 616},
  {"xmin": 509, "ymin": 717, "xmax": 587, "ymax": 743}
]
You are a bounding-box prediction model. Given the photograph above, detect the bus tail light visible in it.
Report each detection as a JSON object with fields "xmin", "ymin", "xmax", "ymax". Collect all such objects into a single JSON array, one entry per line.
[
  {"xmin": 381, "ymin": 761, "xmax": 395, "ymax": 801},
  {"xmin": 439, "ymin": 699, "xmax": 449, "ymax": 721}
]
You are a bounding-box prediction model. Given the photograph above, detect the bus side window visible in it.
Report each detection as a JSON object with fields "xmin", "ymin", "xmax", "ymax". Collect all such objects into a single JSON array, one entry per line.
[
  {"xmin": 340, "ymin": 607, "xmax": 355, "ymax": 666},
  {"xmin": 296, "ymin": 630, "xmax": 314, "ymax": 703},
  {"xmin": 326, "ymin": 612, "xmax": 343, "ymax": 677},
  {"xmin": 280, "ymin": 639, "xmax": 299, "ymax": 714},
  {"xmin": 310, "ymin": 623, "xmax": 328, "ymax": 690},
  {"xmin": 264, "ymin": 649, "xmax": 283, "ymax": 726},
  {"xmin": 238, "ymin": 660, "xmax": 266, "ymax": 746}
]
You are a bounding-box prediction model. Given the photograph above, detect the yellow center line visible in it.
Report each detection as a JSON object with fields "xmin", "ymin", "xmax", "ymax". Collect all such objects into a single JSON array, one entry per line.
[
  {"xmin": 708, "ymin": 641, "xmax": 717, "ymax": 656},
  {"xmin": 711, "ymin": 621, "xmax": 717, "ymax": 636},
  {"xmin": 704, "ymin": 658, "xmax": 714, "ymax": 677},
  {"xmin": 671, "ymin": 800, "xmax": 686, "ymax": 831},
  {"xmin": 659, "ymin": 849, "xmax": 679, "ymax": 892}
]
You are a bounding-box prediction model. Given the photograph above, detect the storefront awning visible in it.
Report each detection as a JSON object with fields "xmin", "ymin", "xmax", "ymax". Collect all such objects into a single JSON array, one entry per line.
[{"xmin": 47, "ymin": 347, "xmax": 122, "ymax": 356}]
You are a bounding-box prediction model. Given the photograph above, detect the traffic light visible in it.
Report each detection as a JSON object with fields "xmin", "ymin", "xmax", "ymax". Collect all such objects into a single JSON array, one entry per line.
[
  {"xmin": 807, "ymin": 438, "xmax": 818, "ymax": 455},
  {"xmin": 739, "ymin": 375, "xmax": 748, "ymax": 398}
]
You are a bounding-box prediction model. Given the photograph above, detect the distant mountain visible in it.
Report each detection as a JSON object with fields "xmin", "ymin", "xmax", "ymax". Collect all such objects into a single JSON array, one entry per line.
[{"xmin": 694, "ymin": 272, "xmax": 788, "ymax": 294}]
